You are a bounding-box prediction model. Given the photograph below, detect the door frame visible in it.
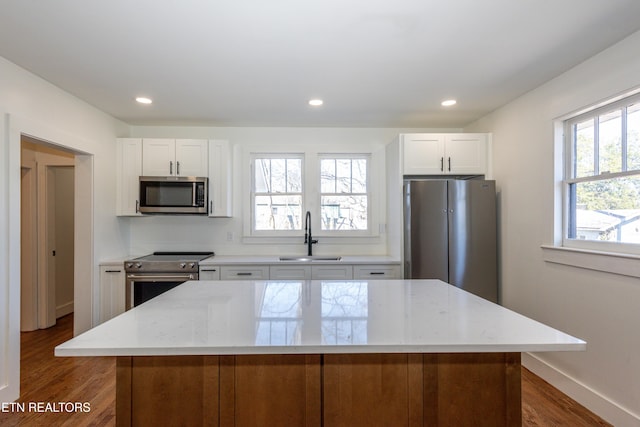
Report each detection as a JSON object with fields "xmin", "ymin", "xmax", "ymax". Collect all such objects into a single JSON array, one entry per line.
[{"xmin": 1, "ymin": 113, "xmax": 95, "ymax": 402}]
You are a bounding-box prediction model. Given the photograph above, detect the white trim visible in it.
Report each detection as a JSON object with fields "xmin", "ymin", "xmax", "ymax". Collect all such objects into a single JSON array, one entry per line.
[
  {"xmin": 0, "ymin": 112, "xmax": 20, "ymax": 403},
  {"xmin": 541, "ymin": 244, "xmax": 640, "ymax": 278},
  {"xmin": 522, "ymin": 353, "xmax": 640, "ymax": 426},
  {"xmin": 56, "ymin": 301, "xmax": 74, "ymax": 318}
]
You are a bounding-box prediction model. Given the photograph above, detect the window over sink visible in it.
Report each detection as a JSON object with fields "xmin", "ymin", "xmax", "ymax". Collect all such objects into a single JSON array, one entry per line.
[{"xmin": 249, "ymin": 151, "xmax": 373, "ymax": 237}]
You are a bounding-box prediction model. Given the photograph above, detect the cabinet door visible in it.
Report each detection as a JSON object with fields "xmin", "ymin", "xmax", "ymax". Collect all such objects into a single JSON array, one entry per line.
[
  {"xmin": 99, "ymin": 264, "xmax": 125, "ymax": 324},
  {"xmin": 353, "ymin": 264, "xmax": 402, "ymax": 280},
  {"xmin": 443, "ymin": 134, "xmax": 487, "ymax": 174},
  {"xmin": 270, "ymin": 265, "xmax": 311, "ymax": 280},
  {"xmin": 220, "ymin": 266, "xmax": 270, "ymax": 280},
  {"xmin": 199, "ymin": 266, "xmax": 221, "ymax": 280},
  {"xmin": 176, "ymin": 139, "xmax": 208, "ymax": 177},
  {"xmin": 142, "ymin": 139, "xmax": 176, "ymax": 176},
  {"xmin": 402, "ymin": 134, "xmax": 445, "ymax": 175},
  {"xmin": 116, "ymin": 138, "xmax": 143, "ymax": 216},
  {"xmin": 311, "ymin": 265, "xmax": 353, "ymax": 280},
  {"xmin": 208, "ymin": 140, "xmax": 233, "ymax": 217}
]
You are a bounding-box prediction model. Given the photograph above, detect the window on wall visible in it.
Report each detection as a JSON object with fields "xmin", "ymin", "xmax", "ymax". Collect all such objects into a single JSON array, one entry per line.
[
  {"xmin": 564, "ymin": 93, "xmax": 640, "ymax": 249},
  {"xmin": 320, "ymin": 156, "xmax": 369, "ymax": 231},
  {"xmin": 252, "ymin": 155, "xmax": 303, "ymax": 231},
  {"xmin": 250, "ymin": 153, "xmax": 372, "ymax": 235}
]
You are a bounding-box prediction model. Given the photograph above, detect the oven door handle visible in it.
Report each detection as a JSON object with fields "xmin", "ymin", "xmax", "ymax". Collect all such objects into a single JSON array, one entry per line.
[{"xmin": 126, "ymin": 274, "xmax": 196, "ymax": 280}]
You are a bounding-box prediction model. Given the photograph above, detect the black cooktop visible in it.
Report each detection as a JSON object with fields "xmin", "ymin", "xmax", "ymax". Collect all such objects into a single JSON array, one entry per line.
[{"xmin": 136, "ymin": 251, "xmax": 214, "ymax": 262}]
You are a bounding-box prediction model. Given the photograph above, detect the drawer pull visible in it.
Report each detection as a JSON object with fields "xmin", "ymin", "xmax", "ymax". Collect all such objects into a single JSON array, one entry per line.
[
  {"xmin": 201, "ymin": 269, "xmax": 218, "ymax": 272},
  {"xmin": 105, "ymin": 270, "xmax": 122, "ymax": 273},
  {"xmin": 236, "ymin": 272, "xmax": 253, "ymax": 276},
  {"xmin": 369, "ymin": 272, "xmax": 385, "ymax": 275}
]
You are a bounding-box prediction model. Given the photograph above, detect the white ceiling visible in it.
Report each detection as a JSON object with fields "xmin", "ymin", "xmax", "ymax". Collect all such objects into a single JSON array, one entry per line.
[{"xmin": 2, "ymin": 0, "xmax": 640, "ymax": 128}]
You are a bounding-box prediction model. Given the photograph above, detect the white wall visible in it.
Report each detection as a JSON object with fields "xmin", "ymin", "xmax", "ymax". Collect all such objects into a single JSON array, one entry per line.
[
  {"xmin": 0, "ymin": 56, "xmax": 129, "ymax": 402},
  {"xmin": 128, "ymin": 126, "xmax": 457, "ymax": 257},
  {"xmin": 465, "ymin": 31, "xmax": 640, "ymax": 425}
]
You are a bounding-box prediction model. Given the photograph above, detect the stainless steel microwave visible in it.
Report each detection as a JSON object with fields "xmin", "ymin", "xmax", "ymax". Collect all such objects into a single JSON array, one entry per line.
[{"xmin": 139, "ymin": 176, "xmax": 208, "ymax": 214}]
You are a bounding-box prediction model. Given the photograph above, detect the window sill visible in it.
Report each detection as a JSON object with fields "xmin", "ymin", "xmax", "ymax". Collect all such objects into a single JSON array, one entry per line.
[{"xmin": 541, "ymin": 245, "xmax": 640, "ymax": 279}]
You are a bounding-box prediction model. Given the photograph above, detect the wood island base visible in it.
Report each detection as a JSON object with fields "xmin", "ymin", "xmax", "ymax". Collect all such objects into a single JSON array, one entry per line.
[{"xmin": 116, "ymin": 352, "xmax": 521, "ymax": 427}]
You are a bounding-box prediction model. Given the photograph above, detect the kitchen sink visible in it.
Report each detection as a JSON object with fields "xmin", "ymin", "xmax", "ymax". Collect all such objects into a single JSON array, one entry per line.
[{"xmin": 278, "ymin": 256, "xmax": 342, "ymax": 262}]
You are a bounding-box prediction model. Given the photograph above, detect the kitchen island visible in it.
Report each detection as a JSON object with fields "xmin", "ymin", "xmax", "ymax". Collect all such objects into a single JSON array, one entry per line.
[{"xmin": 56, "ymin": 279, "xmax": 585, "ymax": 426}]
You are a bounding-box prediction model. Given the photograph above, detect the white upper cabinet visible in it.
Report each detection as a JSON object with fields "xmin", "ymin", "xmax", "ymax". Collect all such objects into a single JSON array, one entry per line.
[
  {"xmin": 176, "ymin": 139, "xmax": 209, "ymax": 177},
  {"xmin": 116, "ymin": 138, "xmax": 143, "ymax": 216},
  {"xmin": 208, "ymin": 140, "xmax": 233, "ymax": 217},
  {"xmin": 142, "ymin": 138, "xmax": 208, "ymax": 177},
  {"xmin": 402, "ymin": 133, "xmax": 487, "ymax": 175}
]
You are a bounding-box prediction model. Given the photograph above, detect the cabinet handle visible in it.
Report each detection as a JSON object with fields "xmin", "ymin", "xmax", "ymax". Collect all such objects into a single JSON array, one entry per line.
[
  {"xmin": 105, "ymin": 270, "xmax": 122, "ymax": 273},
  {"xmin": 369, "ymin": 272, "xmax": 385, "ymax": 275},
  {"xmin": 210, "ymin": 200, "xmax": 213, "ymax": 214},
  {"xmin": 448, "ymin": 157, "xmax": 451, "ymax": 171},
  {"xmin": 177, "ymin": 161, "xmax": 180, "ymax": 175},
  {"xmin": 170, "ymin": 161, "xmax": 173, "ymax": 175},
  {"xmin": 440, "ymin": 157, "xmax": 444, "ymax": 171},
  {"xmin": 201, "ymin": 269, "xmax": 218, "ymax": 272},
  {"xmin": 236, "ymin": 272, "xmax": 253, "ymax": 276},
  {"xmin": 135, "ymin": 200, "xmax": 139, "ymax": 213}
]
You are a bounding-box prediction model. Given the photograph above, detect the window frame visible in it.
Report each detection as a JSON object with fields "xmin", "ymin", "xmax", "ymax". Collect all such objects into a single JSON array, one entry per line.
[
  {"xmin": 245, "ymin": 147, "xmax": 380, "ymax": 240},
  {"xmin": 250, "ymin": 153, "xmax": 305, "ymax": 236},
  {"xmin": 318, "ymin": 153, "xmax": 371, "ymax": 235},
  {"xmin": 562, "ymin": 92, "xmax": 640, "ymax": 254}
]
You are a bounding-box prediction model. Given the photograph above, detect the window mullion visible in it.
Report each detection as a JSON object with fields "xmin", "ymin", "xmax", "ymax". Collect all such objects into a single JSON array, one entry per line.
[
  {"xmin": 594, "ymin": 118, "xmax": 600, "ymax": 176},
  {"xmin": 622, "ymin": 106, "xmax": 628, "ymax": 172}
]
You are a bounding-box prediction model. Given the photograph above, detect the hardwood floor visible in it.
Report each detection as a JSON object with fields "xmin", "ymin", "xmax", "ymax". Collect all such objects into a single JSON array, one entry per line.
[
  {"xmin": 0, "ymin": 315, "xmax": 115, "ymax": 427},
  {"xmin": 0, "ymin": 314, "xmax": 612, "ymax": 426}
]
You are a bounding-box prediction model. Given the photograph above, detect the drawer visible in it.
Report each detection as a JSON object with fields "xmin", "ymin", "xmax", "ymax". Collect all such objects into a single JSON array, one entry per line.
[
  {"xmin": 270, "ymin": 265, "xmax": 311, "ymax": 280},
  {"xmin": 353, "ymin": 265, "xmax": 402, "ymax": 280},
  {"xmin": 199, "ymin": 266, "xmax": 221, "ymax": 280},
  {"xmin": 220, "ymin": 265, "xmax": 270, "ymax": 280},
  {"xmin": 311, "ymin": 265, "xmax": 353, "ymax": 280}
]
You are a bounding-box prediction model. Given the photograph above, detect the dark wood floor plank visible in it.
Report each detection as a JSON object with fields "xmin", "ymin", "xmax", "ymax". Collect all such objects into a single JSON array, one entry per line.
[{"xmin": 0, "ymin": 313, "xmax": 612, "ymax": 426}]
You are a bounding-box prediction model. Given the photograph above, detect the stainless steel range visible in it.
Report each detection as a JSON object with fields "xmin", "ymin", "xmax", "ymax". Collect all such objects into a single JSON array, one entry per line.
[{"xmin": 125, "ymin": 251, "xmax": 214, "ymax": 309}]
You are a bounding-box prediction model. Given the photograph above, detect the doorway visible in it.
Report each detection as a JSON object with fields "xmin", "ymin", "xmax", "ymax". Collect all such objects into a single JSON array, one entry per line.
[{"xmin": 20, "ymin": 137, "xmax": 75, "ymax": 331}]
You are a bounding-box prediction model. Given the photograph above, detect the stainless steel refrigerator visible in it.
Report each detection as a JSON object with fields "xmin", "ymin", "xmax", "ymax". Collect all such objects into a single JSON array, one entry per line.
[{"xmin": 404, "ymin": 179, "xmax": 498, "ymax": 303}]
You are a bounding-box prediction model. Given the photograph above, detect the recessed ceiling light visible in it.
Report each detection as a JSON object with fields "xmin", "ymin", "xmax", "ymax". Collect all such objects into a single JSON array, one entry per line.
[
  {"xmin": 308, "ymin": 99, "xmax": 323, "ymax": 106},
  {"xmin": 441, "ymin": 99, "xmax": 457, "ymax": 107},
  {"xmin": 136, "ymin": 97, "xmax": 153, "ymax": 104}
]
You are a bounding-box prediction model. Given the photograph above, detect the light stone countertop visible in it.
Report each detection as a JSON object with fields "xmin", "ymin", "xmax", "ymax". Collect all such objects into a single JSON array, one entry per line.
[
  {"xmin": 199, "ymin": 255, "xmax": 400, "ymax": 265},
  {"xmin": 55, "ymin": 279, "xmax": 585, "ymax": 357}
]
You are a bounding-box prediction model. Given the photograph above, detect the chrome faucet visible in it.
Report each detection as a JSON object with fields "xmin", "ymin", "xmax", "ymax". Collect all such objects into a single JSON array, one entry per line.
[{"xmin": 304, "ymin": 211, "xmax": 318, "ymax": 256}]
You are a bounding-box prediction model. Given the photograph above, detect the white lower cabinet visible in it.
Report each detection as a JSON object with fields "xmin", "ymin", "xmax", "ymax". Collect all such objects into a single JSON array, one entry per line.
[
  {"xmin": 353, "ymin": 265, "xmax": 402, "ymax": 280},
  {"xmin": 199, "ymin": 266, "xmax": 221, "ymax": 280},
  {"xmin": 220, "ymin": 265, "xmax": 270, "ymax": 280},
  {"xmin": 200, "ymin": 262, "xmax": 401, "ymax": 281},
  {"xmin": 99, "ymin": 263, "xmax": 125, "ymax": 324},
  {"xmin": 270, "ymin": 265, "xmax": 311, "ymax": 280},
  {"xmin": 311, "ymin": 265, "xmax": 353, "ymax": 280}
]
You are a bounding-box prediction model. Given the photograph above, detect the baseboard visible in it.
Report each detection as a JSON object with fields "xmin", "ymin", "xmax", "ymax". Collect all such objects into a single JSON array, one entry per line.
[
  {"xmin": 56, "ymin": 301, "xmax": 74, "ymax": 319},
  {"xmin": 522, "ymin": 353, "xmax": 640, "ymax": 427}
]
